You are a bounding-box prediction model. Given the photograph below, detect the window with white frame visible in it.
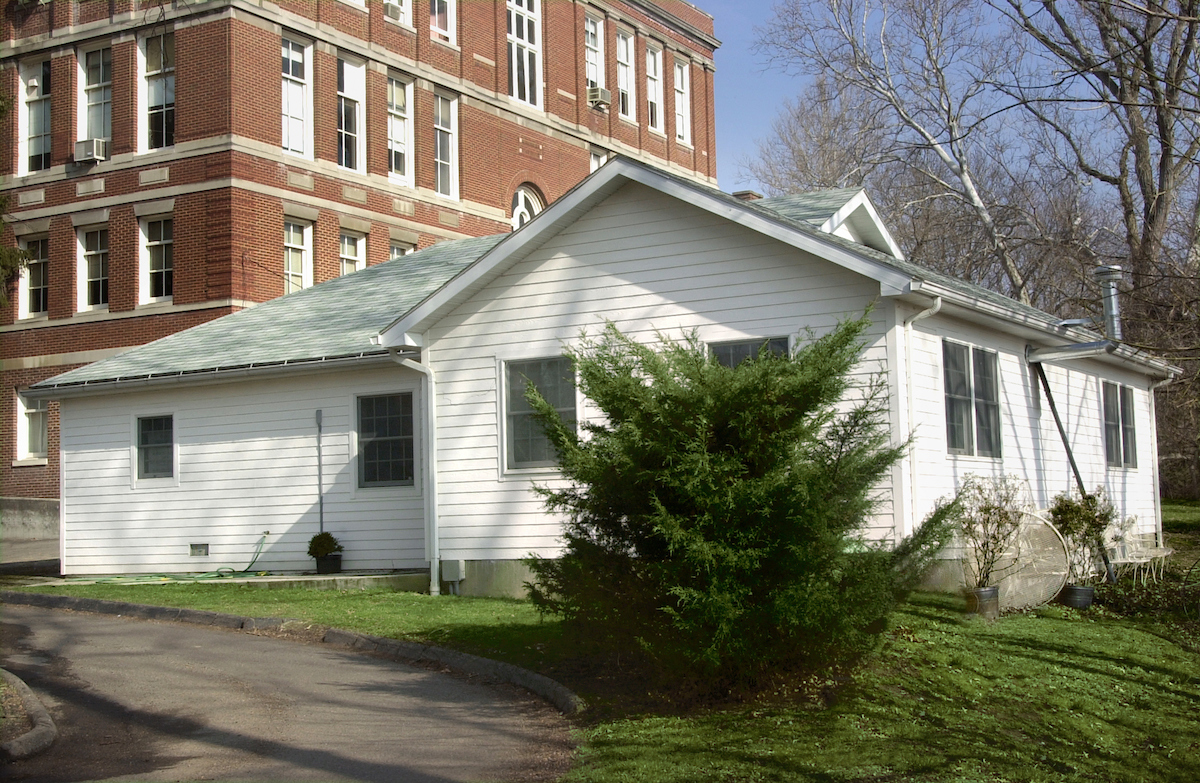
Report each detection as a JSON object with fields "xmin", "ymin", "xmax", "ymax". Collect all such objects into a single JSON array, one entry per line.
[
  {"xmin": 1103, "ymin": 382, "xmax": 1137, "ymax": 468},
  {"xmin": 433, "ymin": 93, "xmax": 457, "ymax": 198},
  {"xmin": 507, "ymin": 0, "xmax": 540, "ymax": 107},
  {"xmin": 16, "ymin": 394, "xmax": 49, "ymax": 462},
  {"xmin": 616, "ymin": 31, "xmax": 635, "ymax": 119},
  {"xmin": 943, "ymin": 340, "xmax": 1001, "ymax": 458},
  {"xmin": 510, "ymin": 185, "xmax": 543, "ymax": 229},
  {"xmin": 710, "ymin": 337, "xmax": 788, "ymax": 369},
  {"xmin": 144, "ymin": 32, "xmax": 175, "ymax": 149},
  {"xmin": 283, "ymin": 221, "xmax": 312, "ymax": 293},
  {"xmin": 141, "ymin": 217, "xmax": 173, "ymax": 303},
  {"xmin": 339, "ymin": 232, "xmax": 365, "ymax": 275},
  {"xmin": 383, "ymin": 0, "xmax": 409, "ymax": 24},
  {"xmin": 18, "ymin": 236, "xmax": 49, "ymax": 319},
  {"xmin": 584, "ymin": 16, "xmax": 603, "ymax": 89},
  {"xmin": 646, "ymin": 45, "xmax": 663, "ymax": 132},
  {"xmin": 22, "ymin": 59, "xmax": 52, "ymax": 173},
  {"xmin": 337, "ymin": 57, "xmax": 365, "ymax": 172},
  {"xmin": 358, "ymin": 393, "xmax": 415, "ymax": 487},
  {"xmin": 389, "ymin": 241, "xmax": 413, "ymax": 260},
  {"xmin": 589, "ymin": 149, "xmax": 607, "ymax": 172},
  {"xmin": 387, "ymin": 76, "xmax": 411, "ymax": 183},
  {"xmin": 81, "ymin": 47, "xmax": 112, "ymax": 142},
  {"xmin": 137, "ymin": 415, "xmax": 173, "ymax": 479},
  {"xmin": 673, "ymin": 59, "xmax": 690, "ymax": 144},
  {"xmin": 506, "ymin": 357, "xmax": 575, "ymax": 469},
  {"xmin": 430, "ymin": 0, "xmax": 455, "ymax": 44},
  {"xmin": 78, "ymin": 226, "xmax": 109, "ymax": 310},
  {"xmin": 281, "ymin": 37, "xmax": 311, "ymax": 156}
]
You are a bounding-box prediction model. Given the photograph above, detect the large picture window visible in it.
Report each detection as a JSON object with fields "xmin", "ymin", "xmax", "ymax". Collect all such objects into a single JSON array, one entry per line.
[
  {"xmin": 138, "ymin": 415, "xmax": 173, "ymax": 479},
  {"xmin": 359, "ymin": 393, "xmax": 415, "ymax": 487},
  {"xmin": 943, "ymin": 340, "xmax": 1001, "ymax": 458},
  {"xmin": 1103, "ymin": 382, "xmax": 1137, "ymax": 468},
  {"xmin": 506, "ymin": 357, "xmax": 575, "ymax": 469}
]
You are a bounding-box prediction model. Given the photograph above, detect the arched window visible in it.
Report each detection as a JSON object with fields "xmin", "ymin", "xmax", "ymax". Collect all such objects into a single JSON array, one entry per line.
[{"xmin": 511, "ymin": 185, "xmax": 544, "ymax": 229}]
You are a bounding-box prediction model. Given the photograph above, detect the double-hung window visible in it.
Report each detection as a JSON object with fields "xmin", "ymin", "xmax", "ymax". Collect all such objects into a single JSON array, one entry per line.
[
  {"xmin": 137, "ymin": 415, "xmax": 173, "ymax": 480},
  {"xmin": 1103, "ymin": 382, "xmax": 1137, "ymax": 468},
  {"xmin": 390, "ymin": 242, "xmax": 413, "ymax": 260},
  {"xmin": 19, "ymin": 237, "xmax": 49, "ymax": 319},
  {"xmin": 141, "ymin": 218, "xmax": 173, "ymax": 302},
  {"xmin": 339, "ymin": 232, "xmax": 365, "ymax": 275},
  {"xmin": 507, "ymin": 0, "xmax": 540, "ymax": 107},
  {"xmin": 78, "ymin": 227, "xmax": 109, "ymax": 310},
  {"xmin": 387, "ymin": 77, "xmax": 411, "ymax": 183},
  {"xmin": 506, "ymin": 357, "xmax": 575, "ymax": 470},
  {"xmin": 673, "ymin": 59, "xmax": 691, "ymax": 144},
  {"xmin": 646, "ymin": 45, "xmax": 663, "ymax": 132},
  {"xmin": 281, "ymin": 37, "xmax": 311, "ymax": 156},
  {"xmin": 433, "ymin": 93, "xmax": 458, "ymax": 199},
  {"xmin": 710, "ymin": 337, "xmax": 788, "ymax": 369},
  {"xmin": 145, "ymin": 32, "xmax": 175, "ymax": 149},
  {"xmin": 430, "ymin": 0, "xmax": 454, "ymax": 44},
  {"xmin": 337, "ymin": 57, "xmax": 365, "ymax": 172},
  {"xmin": 22, "ymin": 59, "xmax": 52, "ymax": 173},
  {"xmin": 81, "ymin": 47, "xmax": 112, "ymax": 143},
  {"xmin": 584, "ymin": 16, "xmax": 603, "ymax": 90},
  {"xmin": 943, "ymin": 340, "xmax": 1001, "ymax": 458},
  {"xmin": 283, "ymin": 221, "xmax": 312, "ymax": 293},
  {"xmin": 358, "ymin": 394, "xmax": 415, "ymax": 487},
  {"xmin": 616, "ymin": 31, "xmax": 635, "ymax": 119},
  {"xmin": 16, "ymin": 394, "xmax": 48, "ymax": 462}
]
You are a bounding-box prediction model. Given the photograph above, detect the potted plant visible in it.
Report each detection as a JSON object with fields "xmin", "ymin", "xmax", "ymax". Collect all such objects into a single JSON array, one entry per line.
[
  {"xmin": 956, "ymin": 475, "xmax": 1026, "ymax": 620},
  {"xmin": 1048, "ymin": 487, "xmax": 1115, "ymax": 609},
  {"xmin": 307, "ymin": 531, "xmax": 344, "ymax": 574}
]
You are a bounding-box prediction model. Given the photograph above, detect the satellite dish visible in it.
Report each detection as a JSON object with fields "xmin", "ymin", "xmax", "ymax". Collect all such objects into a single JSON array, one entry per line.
[{"xmin": 997, "ymin": 510, "xmax": 1070, "ymax": 611}]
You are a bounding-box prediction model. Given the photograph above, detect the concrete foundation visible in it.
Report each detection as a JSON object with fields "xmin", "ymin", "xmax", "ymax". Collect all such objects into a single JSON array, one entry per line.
[
  {"xmin": 444, "ymin": 560, "xmax": 536, "ymax": 599},
  {"xmin": 1, "ymin": 498, "xmax": 59, "ymax": 539}
]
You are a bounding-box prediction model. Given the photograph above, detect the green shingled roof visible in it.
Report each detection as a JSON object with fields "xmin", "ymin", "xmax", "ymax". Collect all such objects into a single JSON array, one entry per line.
[
  {"xmin": 34, "ymin": 234, "xmax": 505, "ymax": 390},
  {"xmin": 757, "ymin": 188, "xmax": 862, "ymax": 227}
]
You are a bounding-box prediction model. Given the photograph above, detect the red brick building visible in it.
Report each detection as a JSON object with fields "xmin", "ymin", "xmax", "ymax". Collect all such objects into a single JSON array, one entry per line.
[{"xmin": 1, "ymin": 0, "xmax": 718, "ymax": 522}]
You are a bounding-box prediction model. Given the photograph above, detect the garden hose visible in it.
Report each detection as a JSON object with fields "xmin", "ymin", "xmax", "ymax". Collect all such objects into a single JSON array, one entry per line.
[{"xmin": 58, "ymin": 534, "xmax": 269, "ymax": 585}]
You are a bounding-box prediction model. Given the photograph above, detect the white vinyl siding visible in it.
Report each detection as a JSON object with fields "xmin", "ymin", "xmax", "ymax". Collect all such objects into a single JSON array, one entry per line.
[
  {"xmin": 424, "ymin": 182, "xmax": 894, "ymax": 560},
  {"xmin": 59, "ymin": 368, "xmax": 426, "ymax": 575}
]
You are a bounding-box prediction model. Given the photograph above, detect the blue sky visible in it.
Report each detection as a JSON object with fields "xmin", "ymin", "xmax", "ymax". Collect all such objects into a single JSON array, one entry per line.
[{"xmin": 695, "ymin": 1, "xmax": 805, "ymax": 194}]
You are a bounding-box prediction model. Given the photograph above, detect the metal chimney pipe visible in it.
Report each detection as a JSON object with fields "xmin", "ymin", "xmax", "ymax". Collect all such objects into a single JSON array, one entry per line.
[{"xmin": 1094, "ymin": 265, "xmax": 1124, "ymax": 341}]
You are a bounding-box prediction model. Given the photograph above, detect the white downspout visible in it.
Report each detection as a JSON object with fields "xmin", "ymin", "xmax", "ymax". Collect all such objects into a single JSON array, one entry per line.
[
  {"xmin": 392, "ymin": 352, "xmax": 441, "ymax": 596},
  {"xmin": 903, "ymin": 296, "xmax": 942, "ymax": 535}
]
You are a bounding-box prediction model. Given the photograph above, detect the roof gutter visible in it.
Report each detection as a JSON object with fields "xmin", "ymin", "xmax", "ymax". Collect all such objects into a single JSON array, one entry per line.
[{"xmin": 392, "ymin": 351, "xmax": 440, "ymax": 597}]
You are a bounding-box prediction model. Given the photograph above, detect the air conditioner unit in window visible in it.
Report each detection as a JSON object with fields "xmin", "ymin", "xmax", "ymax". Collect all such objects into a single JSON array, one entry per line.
[
  {"xmin": 75, "ymin": 138, "xmax": 108, "ymax": 163},
  {"xmin": 383, "ymin": 1, "xmax": 402, "ymax": 20},
  {"xmin": 587, "ymin": 86, "xmax": 611, "ymax": 108}
]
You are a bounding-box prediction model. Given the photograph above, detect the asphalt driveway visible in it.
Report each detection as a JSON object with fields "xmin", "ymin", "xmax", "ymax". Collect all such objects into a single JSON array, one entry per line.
[{"xmin": 1, "ymin": 605, "xmax": 572, "ymax": 782}]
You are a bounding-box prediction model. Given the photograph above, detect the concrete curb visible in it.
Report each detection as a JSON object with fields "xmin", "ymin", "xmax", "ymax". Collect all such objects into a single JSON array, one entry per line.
[
  {"xmin": 0, "ymin": 590, "xmax": 584, "ymax": 716},
  {"xmin": 0, "ymin": 668, "xmax": 57, "ymax": 761}
]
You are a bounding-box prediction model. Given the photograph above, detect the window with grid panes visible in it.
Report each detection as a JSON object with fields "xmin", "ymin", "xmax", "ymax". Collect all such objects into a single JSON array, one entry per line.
[
  {"xmin": 82, "ymin": 228, "xmax": 109, "ymax": 307},
  {"xmin": 506, "ymin": 357, "xmax": 575, "ymax": 469},
  {"xmin": 646, "ymin": 46, "xmax": 663, "ymax": 131},
  {"xmin": 507, "ymin": 0, "xmax": 540, "ymax": 106},
  {"xmin": 281, "ymin": 38, "xmax": 308, "ymax": 155},
  {"xmin": 433, "ymin": 94, "xmax": 456, "ymax": 197},
  {"xmin": 21, "ymin": 237, "xmax": 49, "ymax": 317},
  {"xmin": 146, "ymin": 218, "xmax": 173, "ymax": 299},
  {"xmin": 283, "ymin": 221, "xmax": 310, "ymax": 293},
  {"xmin": 584, "ymin": 17, "xmax": 603, "ymax": 89},
  {"xmin": 25, "ymin": 60, "xmax": 51, "ymax": 171},
  {"xmin": 387, "ymin": 77, "xmax": 410, "ymax": 181},
  {"xmin": 146, "ymin": 33, "xmax": 175, "ymax": 148},
  {"xmin": 83, "ymin": 47, "xmax": 112, "ymax": 140},
  {"xmin": 616, "ymin": 31, "xmax": 635, "ymax": 118},
  {"xmin": 358, "ymin": 394, "xmax": 415, "ymax": 486},
  {"xmin": 339, "ymin": 233, "xmax": 365, "ymax": 275},
  {"xmin": 138, "ymin": 415, "xmax": 173, "ymax": 479}
]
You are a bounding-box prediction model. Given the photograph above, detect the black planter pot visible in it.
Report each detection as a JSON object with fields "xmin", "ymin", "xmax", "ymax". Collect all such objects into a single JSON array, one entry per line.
[
  {"xmin": 315, "ymin": 554, "xmax": 342, "ymax": 574},
  {"xmin": 1056, "ymin": 584, "xmax": 1095, "ymax": 610},
  {"xmin": 966, "ymin": 586, "xmax": 1000, "ymax": 620}
]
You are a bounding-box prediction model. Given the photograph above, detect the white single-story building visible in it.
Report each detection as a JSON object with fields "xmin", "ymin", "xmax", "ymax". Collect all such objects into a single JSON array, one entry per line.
[{"xmin": 28, "ymin": 158, "xmax": 1177, "ymax": 595}]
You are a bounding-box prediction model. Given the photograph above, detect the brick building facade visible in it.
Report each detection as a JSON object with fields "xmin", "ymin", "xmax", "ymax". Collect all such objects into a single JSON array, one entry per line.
[{"xmin": 1, "ymin": 0, "xmax": 719, "ymax": 513}]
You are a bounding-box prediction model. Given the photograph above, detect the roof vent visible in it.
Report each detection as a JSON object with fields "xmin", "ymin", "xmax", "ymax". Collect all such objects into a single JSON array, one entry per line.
[
  {"xmin": 1094, "ymin": 265, "xmax": 1124, "ymax": 341},
  {"xmin": 733, "ymin": 190, "xmax": 763, "ymax": 201}
]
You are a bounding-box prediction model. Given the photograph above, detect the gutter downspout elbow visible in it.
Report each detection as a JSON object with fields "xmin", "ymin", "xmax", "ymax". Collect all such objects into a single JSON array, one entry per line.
[{"xmin": 392, "ymin": 351, "xmax": 441, "ymax": 596}]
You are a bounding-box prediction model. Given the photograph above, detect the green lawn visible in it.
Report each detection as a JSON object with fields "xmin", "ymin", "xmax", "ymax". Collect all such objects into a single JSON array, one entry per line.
[{"xmin": 15, "ymin": 583, "xmax": 1200, "ymax": 781}]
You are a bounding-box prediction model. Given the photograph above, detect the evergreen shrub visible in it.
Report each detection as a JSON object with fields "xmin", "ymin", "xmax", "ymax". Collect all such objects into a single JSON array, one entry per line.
[{"xmin": 525, "ymin": 316, "xmax": 951, "ymax": 681}]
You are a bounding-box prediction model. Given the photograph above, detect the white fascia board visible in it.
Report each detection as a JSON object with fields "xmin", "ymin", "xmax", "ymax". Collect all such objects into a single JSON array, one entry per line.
[
  {"xmin": 378, "ymin": 159, "xmax": 918, "ymax": 348},
  {"xmin": 915, "ymin": 281, "xmax": 1178, "ymax": 379},
  {"xmin": 821, "ymin": 190, "xmax": 905, "ymax": 261}
]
